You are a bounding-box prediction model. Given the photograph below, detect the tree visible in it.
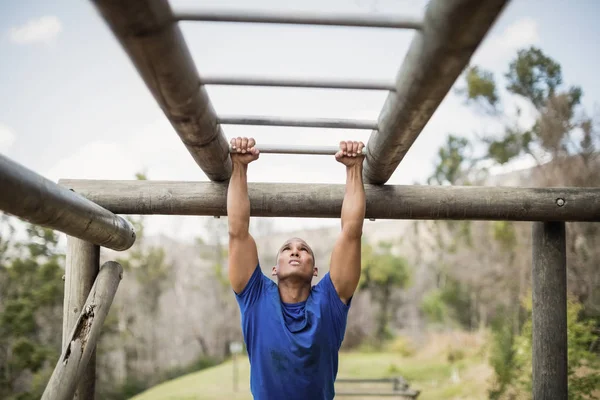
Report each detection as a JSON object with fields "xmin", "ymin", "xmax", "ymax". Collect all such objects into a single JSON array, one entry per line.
[
  {"xmin": 444, "ymin": 46, "xmax": 600, "ymax": 398},
  {"xmin": 0, "ymin": 220, "xmax": 64, "ymax": 400},
  {"xmin": 358, "ymin": 240, "xmax": 411, "ymax": 344}
]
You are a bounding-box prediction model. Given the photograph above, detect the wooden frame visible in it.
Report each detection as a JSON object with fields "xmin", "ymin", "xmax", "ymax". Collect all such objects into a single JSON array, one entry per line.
[{"xmin": 0, "ymin": 0, "xmax": 586, "ymax": 398}]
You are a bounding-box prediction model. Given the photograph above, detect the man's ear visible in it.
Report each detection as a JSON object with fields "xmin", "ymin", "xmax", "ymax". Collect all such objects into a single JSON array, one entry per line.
[
  {"xmin": 313, "ymin": 267, "xmax": 318, "ymax": 277},
  {"xmin": 271, "ymin": 266, "xmax": 277, "ymax": 276}
]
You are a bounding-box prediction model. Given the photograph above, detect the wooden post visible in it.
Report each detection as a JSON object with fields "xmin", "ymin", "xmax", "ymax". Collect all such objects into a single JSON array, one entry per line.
[
  {"xmin": 532, "ymin": 222, "xmax": 567, "ymax": 400},
  {"xmin": 44, "ymin": 261, "xmax": 123, "ymax": 400},
  {"xmin": 63, "ymin": 238, "xmax": 100, "ymax": 400}
]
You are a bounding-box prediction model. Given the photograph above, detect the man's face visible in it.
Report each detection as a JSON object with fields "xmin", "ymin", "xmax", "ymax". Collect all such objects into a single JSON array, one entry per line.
[{"xmin": 272, "ymin": 238, "xmax": 317, "ymax": 282}]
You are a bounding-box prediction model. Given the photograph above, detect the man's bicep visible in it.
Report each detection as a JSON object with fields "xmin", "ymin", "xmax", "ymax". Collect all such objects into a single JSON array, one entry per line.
[
  {"xmin": 228, "ymin": 233, "xmax": 259, "ymax": 293},
  {"xmin": 329, "ymin": 230, "xmax": 362, "ymax": 304}
]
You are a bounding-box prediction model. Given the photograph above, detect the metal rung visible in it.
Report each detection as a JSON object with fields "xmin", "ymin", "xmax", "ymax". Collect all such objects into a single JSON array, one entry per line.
[
  {"xmin": 174, "ymin": 9, "xmax": 423, "ymax": 30},
  {"xmin": 218, "ymin": 115, "xmax": 378, "ymax": 130},
  {"xmin": 229, "ymin": 144, "xmax": 366, "ymax": 155},
  {"xmin": 201, "ymin": 75, "xmax": 396, "ymax": 91}
]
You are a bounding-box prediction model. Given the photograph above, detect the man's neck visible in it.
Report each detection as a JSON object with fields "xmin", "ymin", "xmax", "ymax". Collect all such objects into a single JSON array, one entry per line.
[{"xmin": 278, "ymin": 279, "xmax": 312, "ymax": 304}]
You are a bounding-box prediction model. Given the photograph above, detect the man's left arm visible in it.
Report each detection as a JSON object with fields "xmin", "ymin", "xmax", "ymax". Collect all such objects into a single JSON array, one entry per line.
[{"xmin": 329, "ymin": 141, "xmax": 366, "ymax": 304}]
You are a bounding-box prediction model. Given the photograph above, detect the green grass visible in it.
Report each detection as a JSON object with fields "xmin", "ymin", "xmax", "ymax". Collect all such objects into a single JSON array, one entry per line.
[{"xmin": 131, "ymin": 336, "xmax": 493, "ymax": 400}]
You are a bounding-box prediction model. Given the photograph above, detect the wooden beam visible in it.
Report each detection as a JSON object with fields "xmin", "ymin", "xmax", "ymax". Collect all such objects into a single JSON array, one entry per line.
[
  {"xmin": 91, "ymin": 0, "xmax": 232, "ymax": 181},
  {"xmin": 532, "ymin": 222, "xmax": 567, "ymax": 400},
  {"xmin": 363, "ymin": 0, "xmax": 509, "ymax": 184},
  {"xmin": 59, "ymin": 179, "xmax": 600, "ymax": 222},
  {"xmin": 62, "ymin": 238, "xmax": 100, "ymax": 400},
  {"xmin": 42, "ymin": 261, "xmax": 123, "ymax": 400},
  {"xmin": 0, "ymin": 154, "xmax": 135, "ymax": 251}
]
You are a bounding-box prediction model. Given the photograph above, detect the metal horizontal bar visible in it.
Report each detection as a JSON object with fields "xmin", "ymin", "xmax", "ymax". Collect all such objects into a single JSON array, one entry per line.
[
  {"xmin": 335, "ymin": 392, "xmax": 418, "ymax": 397},
  {"xmin": 337, "ymin": 378, "xmax": 402, "ymax": 383},
  {"xmin": 201, "ymin": 75, "xmax": 396, "ymax": 91},
  {"xmin": 0, "ymin": 154, "xmax": 135, "ymax": 251},
  {"xmin": 363, "ymin": 0, "xmax": 509, "ymax": 184},
  {"xmin": 58, "ymin": 180, "xmax": 600, "ymax": 222},
  {"xmin": 335, "ymin": 391, "xmax": 419, "ymax": 398},
  {"xmin": 92, "ymin": 0, "xmax": 232, "ymax": 182},
  {"xmin": 218, "ymin": 115, "xmax": 378, "ymax": 130},
  {"xmin": 229, "ymin": 144, "xmax": 366, "ymax": 155},
  {"xmin": 174, "ymin": 9, "xmax": 423, "ymax": 30}
]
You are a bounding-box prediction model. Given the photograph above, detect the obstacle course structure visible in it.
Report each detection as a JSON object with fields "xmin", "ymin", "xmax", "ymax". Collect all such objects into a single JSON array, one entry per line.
[{"xmin": 0, "ymin": 0, "xmax": 598, "ymax": 398}]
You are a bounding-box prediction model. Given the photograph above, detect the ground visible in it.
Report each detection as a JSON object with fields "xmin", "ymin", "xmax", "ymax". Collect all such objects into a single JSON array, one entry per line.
[{"xmin": 130, "ymin": 332, "xmax": 493, "ymax": 400}]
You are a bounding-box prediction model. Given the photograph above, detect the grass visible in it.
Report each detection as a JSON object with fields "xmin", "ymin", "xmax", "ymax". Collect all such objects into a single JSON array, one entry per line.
[{"xmin": 131, "ymin": 332, "xmax": 494, "ymax": 400}]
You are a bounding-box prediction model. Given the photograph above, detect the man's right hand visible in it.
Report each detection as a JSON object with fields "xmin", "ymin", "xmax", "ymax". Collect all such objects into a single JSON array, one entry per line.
[{"xmin": 230, "ymin": 137, "xmax": 260, "ymax": 165}]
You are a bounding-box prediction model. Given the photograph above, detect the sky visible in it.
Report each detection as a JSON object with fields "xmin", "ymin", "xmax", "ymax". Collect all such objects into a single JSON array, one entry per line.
[{"xmin": 1, "ymin": 0, "xmax": 599, "ymax": 242}]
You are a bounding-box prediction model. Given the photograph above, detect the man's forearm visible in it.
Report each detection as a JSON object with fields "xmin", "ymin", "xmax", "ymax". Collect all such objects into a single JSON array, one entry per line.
[
  {"xmin": 227, "ymin": 162, "xmax": 251, "ymax": 236},
  {"xmin": 341, "ymin": 164, "xmax": 366, "ymax": 237}
]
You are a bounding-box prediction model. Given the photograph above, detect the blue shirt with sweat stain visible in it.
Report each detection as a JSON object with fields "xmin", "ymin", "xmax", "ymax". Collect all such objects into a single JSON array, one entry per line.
[{"xmin": 234, "ymin": 263, "xmax": 351, "ymax": 400}]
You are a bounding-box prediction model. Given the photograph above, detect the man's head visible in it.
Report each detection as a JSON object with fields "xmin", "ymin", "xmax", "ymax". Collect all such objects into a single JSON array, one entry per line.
[{"xmin": 272, "ymin": 237, "xmax": 317, "ymax": 283}]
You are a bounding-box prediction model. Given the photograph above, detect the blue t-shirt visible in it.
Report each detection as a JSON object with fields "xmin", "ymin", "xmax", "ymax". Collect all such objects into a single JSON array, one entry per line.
[{"xmin": 235, "ymin": 264, "xmax": 351, "ymax": 400}]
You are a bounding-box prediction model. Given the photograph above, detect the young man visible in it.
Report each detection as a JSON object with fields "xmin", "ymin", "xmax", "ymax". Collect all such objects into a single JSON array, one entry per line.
[{"xmin": 227, "ymin": 137, "xmax": 366, "ymax": 400}]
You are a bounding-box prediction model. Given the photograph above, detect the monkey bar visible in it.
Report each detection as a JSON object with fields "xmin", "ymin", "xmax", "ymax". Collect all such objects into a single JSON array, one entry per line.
[
  {"xmin": 200, "ymin": 75, "xmax": 397, "ymax": 91},
  {"xmin": 0, "ymin": 0, "xmax": 581, "ymax": 398},
  {"xmin": 230, "ymin": 144, "xmax": 367, "ymax": 155},
  {"xmin": 173, "ymin": 8, "xmax": 424, "ymax": 30},
  {"xmin": 218, "ymin": 115, "xmax": 378, "ymax": 130}
]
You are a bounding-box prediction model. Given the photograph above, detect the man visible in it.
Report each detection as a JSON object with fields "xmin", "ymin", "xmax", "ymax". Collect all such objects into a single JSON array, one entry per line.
[{"xmin": 227, "ymin": 136, "xmax": 366, "ymax": 400}]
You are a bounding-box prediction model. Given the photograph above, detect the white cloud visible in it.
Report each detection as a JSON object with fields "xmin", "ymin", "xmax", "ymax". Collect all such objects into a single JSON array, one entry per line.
[
  {"xmin": 0, "ymin": 124, "xmax": 16, "ymax": 153},
  {"xmin": 494, "ymin": 17, "xmax": 540, "ymax": 53},
  {"xmin": 9, "ymin": 16, "xmax": 62, "ymax": 45},
  {"xmin": 473, "ymin": 17, "xmax": 540, "ymax": 70}
]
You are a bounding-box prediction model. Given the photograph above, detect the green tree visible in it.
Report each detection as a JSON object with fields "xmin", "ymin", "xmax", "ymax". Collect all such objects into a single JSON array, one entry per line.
[
  {"xmin": 358, "ymin": 241, "xmax": 411, "ymax": 344},
  {"xmin": 0, "ymin": 220, "xmax": 64, "ymax": 400},
  {"xmin": 455, "ymin": 46, "xmax": 600, "ymax": 398},
  {"xmin": 490, "ymin": 296, "xmax": 600, "ymax": 400}
]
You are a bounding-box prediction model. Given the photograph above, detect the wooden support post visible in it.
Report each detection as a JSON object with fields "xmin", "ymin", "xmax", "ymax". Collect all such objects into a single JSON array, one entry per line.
[
  {"xmin": 532, "ymin": 222, "xmax": 567, "ymax": 400},
  {"xmin": 44, "ymin": 261, "xmax": 123, "ymax": 400},
  {"xmin": 62, "ymin": 238, "xmax": 100, "ymax": 400}
]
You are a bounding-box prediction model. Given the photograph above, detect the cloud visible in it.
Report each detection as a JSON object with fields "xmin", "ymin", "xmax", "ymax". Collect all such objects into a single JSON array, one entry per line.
[
  {"xmin": 473, "ymin": 17, "xmax": 540, "ymax": 70},
  {"xmin": 494, "ymin": 17, "xmax": 540, "ymax": 53},
  {"xmin": 9, "ymin": 16, "xmax": 62, "ymax": 45},
  {"xmin": 0, "ymin": 124, "xmax": 16, "ymax": 153}
]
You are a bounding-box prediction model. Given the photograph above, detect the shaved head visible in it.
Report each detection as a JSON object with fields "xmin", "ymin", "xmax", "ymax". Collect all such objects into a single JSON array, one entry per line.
[{"xmin": 276, "ymin": 237, "xmax": 315, "ymax": 265}]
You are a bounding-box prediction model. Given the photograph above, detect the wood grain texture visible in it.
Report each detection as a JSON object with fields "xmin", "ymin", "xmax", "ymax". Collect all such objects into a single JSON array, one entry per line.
[
  {"xmin": 62, "ymin": 238, "xmax": 100, "ymax": 400},
  {"xmin": 91, "ymin": 0, "xmax": 232, "ymax": 181},
  {"xmin": 0, "ymin": 154, "xmax": 135, "ymax": 251},
  {"xmin": 532, "ymin": 222, "xmax": 567, "ymax": 400},
  {"xmin": 363, "ymin": 0, "xmax": 509, "ymax": 184},
  {"xmin": 44, "ymin": 261, "xmax": 123, "ymax": 400},
  {"xmin": 59, "ymin": 179, "xmax": 600, "ymax": 221}
]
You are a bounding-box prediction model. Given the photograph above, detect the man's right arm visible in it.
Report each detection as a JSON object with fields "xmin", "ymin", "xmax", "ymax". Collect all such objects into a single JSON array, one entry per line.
[{"xmin": 227, "ymin": 137, "xmax": 260, "ymax": 294}]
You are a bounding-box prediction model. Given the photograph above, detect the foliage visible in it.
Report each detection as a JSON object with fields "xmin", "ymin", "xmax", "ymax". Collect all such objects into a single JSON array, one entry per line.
[
  {"xmin": 489, "ymin": 296, "xmax": 600, "ymax": 399},
  {"xmin": 421, "ymin": 277, "xmax": 473, "ymax": 329},
  {"xmin": 429, "ymin": 135, "xmax": 476, "ymax": 185},
  {"xmin": 359, "ymin": 240, "xmax": 411, "ymax": 343},
  {"xmin": 464, "ymin": 66, "xmax": 499, "ymax": 110},
  {"xmin": 0, "ymin": 220, "xmax": 64, "ymax": 399}
]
